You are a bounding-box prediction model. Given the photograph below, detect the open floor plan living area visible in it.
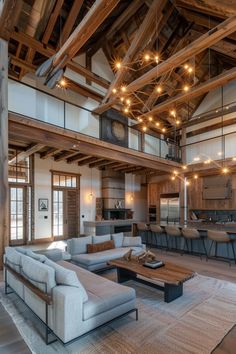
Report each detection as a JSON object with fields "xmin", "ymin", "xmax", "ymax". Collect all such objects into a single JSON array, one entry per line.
[{"xmin": 1, "ymin": 0, "xmax": 236, "ymax": 353}]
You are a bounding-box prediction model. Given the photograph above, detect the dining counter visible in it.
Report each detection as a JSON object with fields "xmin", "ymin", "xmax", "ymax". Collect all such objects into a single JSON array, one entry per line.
[{"xmin": 132, "ymin": 222, "xmax": 236, "ymax": 260}]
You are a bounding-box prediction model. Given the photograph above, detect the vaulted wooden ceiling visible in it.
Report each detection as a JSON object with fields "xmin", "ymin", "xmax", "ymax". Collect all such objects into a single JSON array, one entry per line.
[{"xmin": 1, "ymin": 0, "xmax": 236, "ymax": 140}]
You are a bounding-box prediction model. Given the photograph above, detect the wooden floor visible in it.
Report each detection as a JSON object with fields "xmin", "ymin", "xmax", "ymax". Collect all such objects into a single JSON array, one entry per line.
[{"xmin": 0, "ymin": 250, "xmax": 236, "ymax": 354}]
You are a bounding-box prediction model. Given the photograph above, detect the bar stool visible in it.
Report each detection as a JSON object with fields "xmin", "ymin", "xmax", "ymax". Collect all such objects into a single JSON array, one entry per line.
[
  {"xmin": 150, "ymin": 224, "xmax": 164, "ymax": 248},
  {"xmin": 207, "ymin": 230, "xmax": 236, "ymax": 264},
  {"xmin": 181, "ymin": 228, "xmax": 207, "ymax": 258},
  {"xmin": 165, "ymin": 225, "xmax": 181, "ymax": 251},
  {"xmin": 137, "ymin": 223, "xmax": 150, "ymax": 245}
]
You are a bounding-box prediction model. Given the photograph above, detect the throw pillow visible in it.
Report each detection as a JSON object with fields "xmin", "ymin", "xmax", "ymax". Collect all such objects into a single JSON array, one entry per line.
[
  {"xmin": 25, "ymin": 249, "xmax": 47, "ymax": 262},
  {"xmin": 111, "ymin": 233, "xmax": 124, "ymax": 248},
  {"xmin": 122, "ymin": 236, "xmax": 142, "ymax": 247},
  {"xmin": 87, "ymin": 240, "xmax": 115, "ymax": 253},
  {"xmin": 69, "ymin": 236, "xmax": 92, "ymax": 255},
  {"xmin": 21, "ymin": 256, "xmax": 56, "ymax": 294},
  {"xmin": 44, "ymin": 259, "xmax": 88, "ymax": 302},
  {"xmin": 92, "ymin": 234, "xmax": 111, "ymax": 244}
]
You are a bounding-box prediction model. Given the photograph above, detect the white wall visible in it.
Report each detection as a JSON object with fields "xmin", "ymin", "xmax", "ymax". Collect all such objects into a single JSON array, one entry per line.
[
  {"xmin": 34, "ymin": 154, "xmax": 101, "ymax": 239},
  {"xmin": 125, "ymin": 174, "xmax": 147, "ymax": 221},
  {"xmin": 186, "ymin": 79, "xmax": 236, "ymax": 163}
]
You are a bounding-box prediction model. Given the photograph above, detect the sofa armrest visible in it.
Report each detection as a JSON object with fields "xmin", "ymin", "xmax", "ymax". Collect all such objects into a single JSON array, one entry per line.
[{"xmin": 52, "ymin": 285, "xmax": 84, "ymax": 343}]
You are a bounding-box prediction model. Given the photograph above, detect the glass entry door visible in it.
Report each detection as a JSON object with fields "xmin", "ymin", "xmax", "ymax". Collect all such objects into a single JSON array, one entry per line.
[{"xmin": 10, "ymin": 186, "xmax": 26, "ymax": 244}]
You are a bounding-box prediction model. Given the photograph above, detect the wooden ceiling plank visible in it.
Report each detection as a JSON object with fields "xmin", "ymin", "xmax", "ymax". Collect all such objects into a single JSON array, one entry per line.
[
  {"xmin": 78, "ymin": 156, "xmax": 101, "ymax": 166},
  {"xmin": 42, "ymin": 0, "xmax": 64, "ymax": 45},
  {"xmin": 59, "ymin": 0, "xmax": 84, "ymax": 46},
  {"xmin": 0, "ymin": 0, "xmax": 23, "ymax": 40},
  {"xmin": 106, "ymin": 0, "xmax": 143, "ymax": 39},
  {"xmin": 124, "ymin": 16, "xmax": 236, "ymax": 95},
  {"xmin": 96, "ymin": 0, "xmax": 167, "ymax": 114},
  {"xmin": 54, "ymin": 151, "xmax": 78, "ymax": 162},
  {"xmin": 67, "ymin": 153, "xmax": 88, "ymax": 164},
  {"xmin": 9, "ymin": 143, "xmax": 44, "ymax": 165},
  {"xmin": 140, "ymin": 67, "xmax": 236, "ymax": 118},
  {"xmin": 174, "ymin": 0, "xmax": 236, "ymax": 18}
]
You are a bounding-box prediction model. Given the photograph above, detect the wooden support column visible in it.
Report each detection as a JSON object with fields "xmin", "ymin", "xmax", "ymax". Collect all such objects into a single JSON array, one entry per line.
[{"xmin": 0, "ymin": 39, "xmax": 8, "ymax": 268}]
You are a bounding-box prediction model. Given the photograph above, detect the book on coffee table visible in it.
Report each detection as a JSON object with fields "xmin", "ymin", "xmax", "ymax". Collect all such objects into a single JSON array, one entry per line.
[{"xmin": 143, "ymin": 260, "xmax": 165, "ymax": 269}]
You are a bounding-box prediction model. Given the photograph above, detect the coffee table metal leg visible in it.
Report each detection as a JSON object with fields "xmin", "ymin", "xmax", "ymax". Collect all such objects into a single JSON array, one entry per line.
[
  {"xmin": 117, "ymin": 268, "xmax": 132, "ymax": 283},
  {"xmin": 164, "ymin": 283, "xmax": 183, "ymax": 302}
]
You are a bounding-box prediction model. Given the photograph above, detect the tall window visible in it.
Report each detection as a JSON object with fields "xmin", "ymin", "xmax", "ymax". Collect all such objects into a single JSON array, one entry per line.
[
  {"xmin": 52, "ymin": 172, "xmax": 80, "ymax": 239},
  {"xmin": 8, "ymin": 148, "xmax": 33, "ymax": 245}
]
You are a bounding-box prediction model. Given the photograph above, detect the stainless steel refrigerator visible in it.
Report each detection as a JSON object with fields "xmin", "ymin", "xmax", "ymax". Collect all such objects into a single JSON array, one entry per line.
[{"xmin": 160, "ymin": 195, "xmax": 180, "ymax": 224}]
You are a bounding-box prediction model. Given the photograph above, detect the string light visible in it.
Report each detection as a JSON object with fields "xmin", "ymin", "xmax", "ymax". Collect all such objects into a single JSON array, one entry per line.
[
  {"xmin": 182, "ymin": 165, "xmax": 187, "ymax": 170},
  {"xmin": 162, "ymin": 128, "xmax": 166, "ymax": 133},
  {"xmin": 188, "ymin": 67, "xmax": 193, "ymax": 73},
  {"xmin": 156, "ymin": 85, "xmax": 162, "ymax": 93},
  {"xmin": 142, "ymin": 126, "xmax": 147, "ymax": 132},
  {"xmin": 176, "ymin": 120, "xmax": 180, "ymax": 125},
  {"xmin": 148, "ymin": 116, "xmax": 153, "ymax": 122},
  {"xmin": 124, "ymin": 107, "xmax": 129, "ymax": 113},
  {"xmin": 59, "ymin": 78, "xmax": 66, "ymax": 87},
  {"xmin": 186, "ymin": 181, "xmax": 190, "ymax": 186},
  {"xmin": 173, "ymin": 170, "xmax": 178, "ymax": 175},
  {"xmin": 126, "ymin": 98, "xmax": 131, "ymax": 105},
  {"xmin": 155, "ymin": 55, "xmax": 159, "ymax": 64},
  {"xmin": 222, "ymin": 167, "xmax": 229, "ymax": 174},
  {"xmin": 170, "ymin": 109, "xmax": 176, "ymax": 117},
  {"xmin": 183, "ymin": 85, "xmax": 189, "ymax": 92},
  {"xmin": 184, "ymin": 64, "xmax": 189, "ymax": 70},
  {"xmin": 171, "ymin": 176, "xmax": 176, "ymax": 181},
  {"xmin": 120, "ymin": 97, "xmax": 124, "ymax": 102},
  {"xmin": 115, "ymin": 61, "xmax": 122, "ymax": 70},
  {"xmin": 138, "ymin": 117, "xmax": 143, "ymax": 122},
  {"xmin": 112, "ymin": 88, "xmax": 117, "ymax": 94},
  {"xmin": 194, "ymin": 174, "xmax": 198, "ymax": 179},
  {"xmin": 232, "ymin": 157, "xmax": 236, "ymax": 161},
  {"xmin": 121, "ymin": 85, "xmax": 127, "ymax": 92},
  {"xmin": 144, "ymin": 53, "xmax": 150, "ymax": 61},
  {"xmin": 155, "ymin": 122, "xmax": 160, "ymax": 127}
]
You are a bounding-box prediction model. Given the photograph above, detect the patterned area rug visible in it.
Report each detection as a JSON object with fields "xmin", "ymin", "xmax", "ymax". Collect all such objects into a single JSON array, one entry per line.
[{"xmin": 0, "ymin": 273, "xmax": 236, "ymax": 354}]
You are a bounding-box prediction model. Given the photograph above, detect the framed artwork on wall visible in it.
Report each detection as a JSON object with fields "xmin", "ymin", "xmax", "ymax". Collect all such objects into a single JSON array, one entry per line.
[{"xmin": 38, "ymin": 198, "xmax": 48, "ymax": 211}]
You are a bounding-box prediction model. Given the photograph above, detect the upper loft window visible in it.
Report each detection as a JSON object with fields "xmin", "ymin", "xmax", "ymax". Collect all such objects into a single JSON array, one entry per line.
[
  {"xmin": 8, "ymin": 149, "xmax": 31, "ymax": 183},
  {"xmin": 52, "ymin": 173, "xmax": 77, "ymax": 188}
]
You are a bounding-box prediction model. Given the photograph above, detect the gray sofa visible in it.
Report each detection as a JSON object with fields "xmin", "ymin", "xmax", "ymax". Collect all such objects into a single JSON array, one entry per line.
[
  {"xmin": 4, "ymin": 247, "xmax": 137, "ymax": 344},
  {"xmin": 67, "ymin": 233, "xmax": 146, "ymax": 271}
]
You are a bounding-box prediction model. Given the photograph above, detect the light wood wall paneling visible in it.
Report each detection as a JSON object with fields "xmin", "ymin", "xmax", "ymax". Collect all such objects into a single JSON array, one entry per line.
[{"xmin": 0, "ymin": 39, "xmax": 9, "ymax": 268}]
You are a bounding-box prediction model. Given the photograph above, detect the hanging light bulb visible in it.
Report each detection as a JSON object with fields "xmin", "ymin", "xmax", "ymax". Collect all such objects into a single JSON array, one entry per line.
[
  {"xmin": 142, "ymin": 126, "xmax": 147, "ymax": 132},
  {"xmin": 186, "ymin": 181, "xmax": 190, "ymax": 186},
  {"xmin": 148, "ymin": 116, "xmax": 153, "ymax": 122},
  {"xmin": 182, "ymin": 165, "xmax": 187, "ymax": 170},
  {"xmin": 162, "ymin": 128, "xmax": 166, "ymax": 133},
  {"xmin": 188, "ymin": 67, "xmax": 193, "ymax": 73},
  {"xmin": 59, "ymin": 78, "xmax": 66, "ymax": 87},
  {"xmin": 144, "ymin": 53, "xmax": 150, "ymax": 61},
  {"xmin": 112, "ymin": 88, "xmax": 117, "ymax": 94},
  {"xmin": 115, "ymin": 61, "xmax": 122, "ymax": 70},
  {"xmin": 120, "ymin": 96, "xmax": 124, "ymax": 102},
  {"xmin": 170, "ymin": 109, "xmax": 176, "ymax": 117},
  {"xmin": 171, "ymin": 176, "xmax": 176, "ymax": 181},
  {"xmin": 124, "ymin": 107, "xmax": 129, "ymax": 113},
  {"xmin": 154, "ymin": 55, "xmax": 159, "ymax": 64},
  {"xmin": 222, "ymin": 167, "xmax": 229, "ymax": 174},
  {"xmin": 121, "ymin": 85, "xmax": 127, "ymax": 92},
  {"xmin": 183, "ymin": 85, "xmax": 189, "ymax": 92},
  {"xmin": 176, "ymin": 120, "xmax": 181, "ymax": 125},
  {"xmin": 126, "ymin": 98, "xmax": 131, "ymax": 105},
  {"xmin": 156, "ymin": 85, "xmax": 162, "ymax": 94},
  {"xmin": 194, "ymin": 174, "xmax": 198, "ymax": 179},
  {"xmin": 155, "ymin": 121, "xmax": 160, "ymax": 127},
  {"xmin": 184, "ymin": 64, "xmax": 189, "ymax": 70}
]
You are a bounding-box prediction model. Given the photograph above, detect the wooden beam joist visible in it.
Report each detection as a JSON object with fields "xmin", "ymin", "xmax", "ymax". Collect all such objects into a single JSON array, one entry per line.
[
  {"xmin": 140, "ymin": 67, "xmax": 236, "ymax": 118},
  {"xmin": 9, "ymin": 143, "xmax": 44, "ymax": 165},
  {"xmin": 67, "ymin": 153, "xmax": 88, "ymax": 164},
  {"xmin": 40, "ymin": 147, "xmax": 60, "ymax": 159},
  {"xmin": 78, "ymin": 156, "xmax": 101, "ymax": 166},
  {"xmin": 54, "ymin": 151, "xmax": 78, "ymax": 162}
]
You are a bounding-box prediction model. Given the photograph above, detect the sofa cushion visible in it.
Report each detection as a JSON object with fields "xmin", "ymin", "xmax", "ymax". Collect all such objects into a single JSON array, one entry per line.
[
  {"xmin": 123, "ymin": 236, "xmax": 142, "ymax": 247},
  {"xmin": 57, "ymin": 261, "xmax": 136, "ymax": 321},
  {"xmin": 25, "ymin": 249, "xmax": 47, "ymax": 263},
  {"xmin": 5, "ymin": 247, "xmax": 22, "ymax": 272},
  {"xmin": 21, "ymin": 256, "xmax": 56, "ymax": 294},
  {"xmin": 87, "ymin": 240, "xmax": 115, "ymax": 254},
  {"xmin": 111, "ymin": 233, "xmax": 124, "ymax": 248},
  {"xmin": 15, "ymin": 247, "xmax": 28, "ymax": 255},
  {"xmin": 35, "ymin": 248, "xmax": 63, "ymax": 262},
  {"xmin": 72, "ymin": 247, "xmax": 131, "ymax": 266},
  {"xmin": 92, "ymin": 235, "xmax": 111, "ymax": 244},
  {"xmin": 44, "ymin": 259, "xmax": 88, "ymax": 302},
  {"xmin": 69, "ymin": 236, "xmax": 92, "ymax": 255}
]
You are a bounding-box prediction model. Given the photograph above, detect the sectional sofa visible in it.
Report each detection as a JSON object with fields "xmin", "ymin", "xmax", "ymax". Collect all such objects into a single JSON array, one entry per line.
[
  {"xmin": 4, "ymin": 247, "xmax": 137, "ymax": 345},
  {"xmin": 67, "ymin": 232, "xmax": 146, "ymax": 271}
]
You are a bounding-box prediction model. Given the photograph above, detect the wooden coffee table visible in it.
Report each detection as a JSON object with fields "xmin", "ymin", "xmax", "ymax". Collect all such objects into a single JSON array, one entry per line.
[{"xmin": 108, "ymin": 259, "xmax": 195, "ymax": 303}]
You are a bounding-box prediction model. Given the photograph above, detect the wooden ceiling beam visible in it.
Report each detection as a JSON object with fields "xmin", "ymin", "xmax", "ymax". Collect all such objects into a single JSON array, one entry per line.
[
  {"xmin": 54, "ymin": 151, "xmax": 78, "ymax": 162},
  {"xmin": 179, "ymin": 8, "xmax": 236, "ymax": 41},
  {"xmin": 59, "ymin": 0, "xmax": 84, "ymax": 46},
  {"xmin": 40, "ymin": 147, "xmax": 60, "ymax": 159},
  {"xmin": 140, "ymin": 67, "xmax": 236, "ymax": 118},
  {"xmin": 10, "ymin": 31, "xmax": 110, "ymax": 89},
  {"xmin": 8, "ymin": 143, "xmax": 44, "ymax": 165},
  {"xmin": 78, "ymin": 156, "xmax": 101, "ymax": 166},
  {"xmin": 106, "ymin": 0, "xmax": 143, "ymax": 39},
  {"xmin": 98, "ymin": 161, "xmax": 124, "ymax": 170},
  {"xmin": 67, "ymin": 153, "xmax": 88, "ymax": 164},
  {"xmin": 95, "ymin": 0, "xmax": 167, "ymax": 114},
  {"xmin": 174, "ymin": 0, "xmax": 236, "ymax": 19},
  {"xmin": 42, "ymin": 0, "xmax": 64, "ymax": 44},
  {"xmin": 123, "ymin": 16, "xmax": 236, "ymax": 95},
  {"xmin": 89, "ymin": 159, "xmax": 113, "ymax": 168},
  {"xmin": 0, "ymin": 0, "xmax": 23, "ymax": 40},
  {"xmin": 36, "ymin": 0, "xmax": 120, "ymax": 87}
]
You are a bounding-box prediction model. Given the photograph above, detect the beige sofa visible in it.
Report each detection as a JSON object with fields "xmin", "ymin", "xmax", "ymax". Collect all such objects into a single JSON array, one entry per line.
[{"xmin": 4, "ymin": 247, "xmax": 137, "ymax": 345}]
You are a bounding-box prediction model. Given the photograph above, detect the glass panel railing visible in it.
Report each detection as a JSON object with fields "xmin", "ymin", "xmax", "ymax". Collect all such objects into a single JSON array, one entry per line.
[
  {"xmin": 186, "ymin": 136, "xmax": 223, "ymax": 164},
  {"xmin": 8, "ymin": 79, "xmax": 182, "ymax": 162}
]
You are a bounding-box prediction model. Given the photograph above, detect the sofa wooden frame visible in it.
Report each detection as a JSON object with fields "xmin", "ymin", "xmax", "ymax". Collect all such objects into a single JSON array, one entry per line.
[{"xmin": 4, "ymin": 261, "xmax": 138, "ymax": 346}]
